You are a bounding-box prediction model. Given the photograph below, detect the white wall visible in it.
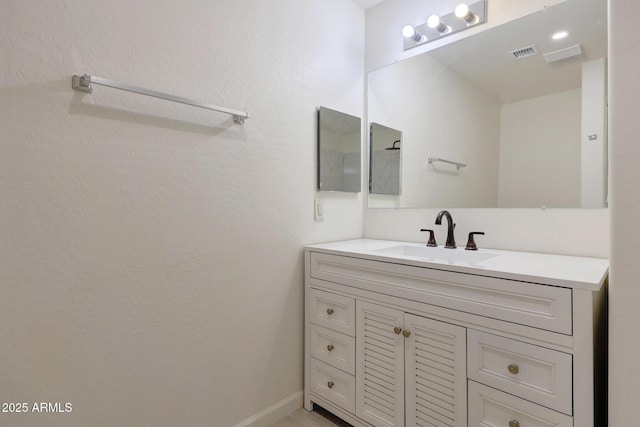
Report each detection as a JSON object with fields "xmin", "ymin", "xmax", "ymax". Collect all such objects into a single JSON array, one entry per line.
[
  {"xmin": 364, "ymin": 0, "xmax": 609, "ymax": 259},
  {"xmin": 365, "ymin": 207, "xmax": 608, "ymax": 257},
  {"xmin": 0, "ymin": 1, "xmax": 364, "ymax": 426},
  {"xmin": 498, "ymin": 89, "xmax": 581, "ymax": 208},
  {"xmin": 581, "ymin": 58, "xmax": 608, "ymax": 208},
  {"xmin": 609, "ymin": 0, "xmax": 640, "ymax": 425}
]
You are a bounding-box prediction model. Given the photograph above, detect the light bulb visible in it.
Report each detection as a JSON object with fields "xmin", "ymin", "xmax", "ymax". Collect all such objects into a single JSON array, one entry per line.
[
  {"xmin": 455, "ymin": 4, "xmax": 469, "ymax": 18},
  {"xmin": 455, "ymin": 3, "xmax": 478, "ymax": 25},
  {"xmin": 402, "ymin": 25, "xmax": 416, "ymax": 38},
  {"xmin": 427, "ymin": 15, "xmax": 441, "ymax": 29},
  {"xmin": 427, "ymin": 14, "xmax": 449, "ymax": 34},
  {"xmin": 402, "ymin": 25, "xmax": 425, "ymax": 42}
]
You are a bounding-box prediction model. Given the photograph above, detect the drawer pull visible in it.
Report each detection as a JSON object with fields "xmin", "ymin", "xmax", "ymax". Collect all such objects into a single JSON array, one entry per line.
[
  {"xmin": 327, "ymin": 381, "xmax": 334, "ymax": 389},
  {"xmin": 327, "ymin": 344, "xmax": 334, "ymax": 352},
  {"xmin": 509, "ymin": 420, "xmax": 520, "ymax": 427},
  {"xmin": 326, "ymin": 308, "xmax": 334, "ymax": 316},
  {"xmin": 508, "ymin": 363, "xmax": 520, "ymax": 375},
  {"xmin": 402, "ymin": 330, "xmax": 411, "ymax": 338},
  {"xmin": 394, "ymin": 327, "xmax": 402, "ymax": 334}
]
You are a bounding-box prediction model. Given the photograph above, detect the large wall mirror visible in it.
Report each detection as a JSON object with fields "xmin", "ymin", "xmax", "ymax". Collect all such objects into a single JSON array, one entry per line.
[
  {"xmin": 368, "ymin": 0, "xmax": 607, "ymax": 208},
  {"xmin": 317, "ymin": 106, "xmax": 362, "ymax": 193}
]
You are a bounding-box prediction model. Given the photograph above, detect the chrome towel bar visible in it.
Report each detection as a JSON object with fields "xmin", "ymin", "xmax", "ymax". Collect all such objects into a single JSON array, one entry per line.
[
  {"xmin": 72, "ymin": 74, "xmax": 249, "ymax": 124},
  {"xmin": 428, "ymin": 157, "xmax": 467, "ymax": 170}
]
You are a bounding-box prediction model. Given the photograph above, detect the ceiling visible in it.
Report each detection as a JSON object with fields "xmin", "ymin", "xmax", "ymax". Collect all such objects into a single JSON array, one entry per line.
[
  {"xmin": 352, "ymin": 0, "xmax": 385, "ymax": 10},
  {"xmin": 427, "ymin": 0, "xmax": 607, "ymax": 103}
]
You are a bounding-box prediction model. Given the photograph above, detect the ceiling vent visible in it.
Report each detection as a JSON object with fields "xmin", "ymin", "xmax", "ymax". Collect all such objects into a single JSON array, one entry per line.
[
  {"xmin": 509, "ymin": 45, "xmax": 538, "ymax": 59},
  {"xmin": 543, "ymin": 44, "xmax": 583, "ymax": 63}
]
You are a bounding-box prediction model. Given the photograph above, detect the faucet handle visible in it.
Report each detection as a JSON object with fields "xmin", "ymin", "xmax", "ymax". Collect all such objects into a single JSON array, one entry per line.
[
  {"xmin": 420, "ymin": 229, "xmax": 438, "ymax": 247},
  {"xmin": 465, "ymin": 232, "xmax": 485, "ymax": 251}
]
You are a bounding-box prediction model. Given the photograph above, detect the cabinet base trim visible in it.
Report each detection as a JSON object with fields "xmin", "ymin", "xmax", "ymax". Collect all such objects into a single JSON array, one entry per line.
[{"xmin": 308, "ymin": 394, "xmax": 372, "ymax": 427}]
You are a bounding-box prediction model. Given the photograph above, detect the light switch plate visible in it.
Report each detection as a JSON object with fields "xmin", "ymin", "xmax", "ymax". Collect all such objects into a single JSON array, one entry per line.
[{"xmin": 314, "ymin": 199, "xmax": 324, "ymax": 221}]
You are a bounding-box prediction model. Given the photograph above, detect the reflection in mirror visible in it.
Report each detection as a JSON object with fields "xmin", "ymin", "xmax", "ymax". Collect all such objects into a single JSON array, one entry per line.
[
  {"xmin": 317, "ymin": 107, "xmax": 361, "ymax": 193},
  {"xmin": 367, "ymin": 0, "xmax": 607, "ymax": 209},
  {"xmin": 370, "ymin": 123, "xmax": 402, "ymax": 196}
]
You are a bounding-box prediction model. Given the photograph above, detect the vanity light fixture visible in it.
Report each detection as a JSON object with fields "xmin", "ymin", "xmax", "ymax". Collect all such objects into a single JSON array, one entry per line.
[{"xmin": 402, "ymin": 0, "xmax": 487, "ymax": 51}]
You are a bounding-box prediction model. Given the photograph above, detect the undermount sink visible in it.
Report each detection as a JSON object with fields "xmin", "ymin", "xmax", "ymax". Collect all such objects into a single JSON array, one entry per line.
[{"xmin": 373, "ymin": 245, "xmax": 498, "ymax": 264}]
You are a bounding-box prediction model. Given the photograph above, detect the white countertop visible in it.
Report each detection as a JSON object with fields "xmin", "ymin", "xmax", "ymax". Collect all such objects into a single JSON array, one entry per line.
[{"xmin": 305, "ymin": 239, "xmax": 609, "ymax": 291}]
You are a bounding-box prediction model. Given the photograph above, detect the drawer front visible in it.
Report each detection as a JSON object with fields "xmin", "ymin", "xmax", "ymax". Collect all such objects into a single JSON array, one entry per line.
[
  {"xmin": 309, "ymin": 358, "xmax": 355, "ymax": 414},
  {"xmin": 468, "ymin": 381, "xmax": 573, "ymax": 427},
  {"xmin": 310, "ymin": 252, "xmax": 573, "ymax": 334},
  {"xmin": 309, "ymin": 288, "xmax": 355, "ymax": 336},
  {"xmin": 310, "ymin": 324, "xmax": 355, "ymax": 375},
  {"xmin": 467, "ymin": 330, "xmax": 573, "ymax": 415}
]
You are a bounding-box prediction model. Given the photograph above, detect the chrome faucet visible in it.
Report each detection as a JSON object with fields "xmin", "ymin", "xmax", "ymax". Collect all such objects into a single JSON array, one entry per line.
[{"xmin": 435, "ymin": 210, "xmax": 456, "ymax": 249}]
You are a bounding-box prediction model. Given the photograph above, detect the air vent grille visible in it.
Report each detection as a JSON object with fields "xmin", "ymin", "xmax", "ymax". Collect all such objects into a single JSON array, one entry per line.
[
  {"xmin": 543, "ymin": 44, "xmax": 582, "ymax": 63},
  {"xmin": 509, "ymin": 45, "xmax": 538, "ymax": 59}
]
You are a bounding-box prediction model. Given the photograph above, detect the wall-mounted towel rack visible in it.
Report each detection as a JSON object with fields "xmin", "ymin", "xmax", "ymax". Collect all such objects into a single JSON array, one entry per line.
[
  {"xmin": 72, "ymin": 74, "xmax": 249, "ymax": 124},
  {"xmin": 428, "ymin": 157, "xmax": 467, "ymax": 170}
]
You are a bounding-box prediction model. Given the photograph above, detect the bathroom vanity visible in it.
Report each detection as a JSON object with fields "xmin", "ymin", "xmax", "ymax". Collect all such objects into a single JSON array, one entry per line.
[{"xmin": 304, "ymin": 239, "xmax": 608, "ymax": 427}]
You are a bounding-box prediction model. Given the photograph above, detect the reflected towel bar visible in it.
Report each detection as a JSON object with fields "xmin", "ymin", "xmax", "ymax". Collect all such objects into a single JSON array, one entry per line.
[
  {"xmin": 72, "ymin": 74, "xmax": 249, "ymax": 124},
  {"xmin": 428, "ymin": 157, "xmax": 467, "ymax": 170}
]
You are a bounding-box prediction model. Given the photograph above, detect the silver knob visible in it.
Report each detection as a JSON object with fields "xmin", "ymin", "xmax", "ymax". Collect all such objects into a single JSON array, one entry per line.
[
  {"xmin": 327, "ymin": 381, "xmax": 334, "ymax": 389},
  {"xmin": 326, "ymin": 308, "xmax": 334, "ymax": 316},
  {"xmin": 394, "ymin": 327, "xmax": 402, "ymax": 334},
  {"xmin": 509, "ymin": 420, "xmax": 520, "ymax": 427},
  {"xmin": 508, "ymin": 363, "xmax": 520, "ymax": 375},
  {"xmin": 327, "ymin": 344, "xmax": 334, "ymax": 352},
  {"xmin": 402, "ymin": 330, "xmax": 411, "ymax": 338}
]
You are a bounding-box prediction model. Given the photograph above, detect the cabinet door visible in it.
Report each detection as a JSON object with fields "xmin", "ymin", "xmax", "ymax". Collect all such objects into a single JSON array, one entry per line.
[
  {"xmin": 405, "ymin": 314, "xmax": 467, "ymax": 427},
  {"xmin": 356, "ymin": 301, "xmax": 405, "ymax": 427}
]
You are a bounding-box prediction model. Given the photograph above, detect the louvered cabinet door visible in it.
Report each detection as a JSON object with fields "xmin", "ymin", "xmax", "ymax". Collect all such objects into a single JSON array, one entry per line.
[
  {"xmin": 356, "ymin": 301, "xmax": 405, "ymax": 427},
  {"xmin": 405, "ymin": 314, "xmax": 467, "ymax": 427}
]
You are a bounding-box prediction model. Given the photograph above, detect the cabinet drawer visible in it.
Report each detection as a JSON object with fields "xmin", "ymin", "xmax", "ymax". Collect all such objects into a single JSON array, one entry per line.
[
  {"xmin": 310, "ymin": 252, "xmax": 572, "ymax": 334},
  {"xmin": 310, "ymin": 324, "xmax": 355, "ymax": 375},
  {"xmin": 309, "ymin": 358, "xmax": 355, "ymax": 414},
  {"xmin": 468, "ymin": 381, "xmax": 572, "ymax": 427},
  {"xmin": 467, "ymin": 330, "xmax": 573, "ymax": 415},
  {"xmin": 309, "ymin": 288, "xmax": 355, "ymax": 336}
]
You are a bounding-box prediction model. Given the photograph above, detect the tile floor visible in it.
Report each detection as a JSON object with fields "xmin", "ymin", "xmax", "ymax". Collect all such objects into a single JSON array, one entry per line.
[{"xmin": 269, "ymin": 407, "xmax": 352, "ymax": 427}]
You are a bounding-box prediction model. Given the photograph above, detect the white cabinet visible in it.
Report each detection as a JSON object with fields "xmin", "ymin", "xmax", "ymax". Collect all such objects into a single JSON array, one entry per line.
[
  {"xmin": 468, "ymin": 381, "xmax": 573, "ymax": 427},
  {"xmin": 304, "ymin": 240, "xmax": 608, "ymax": 427},
  {"xmin": 310, "ymin": 324, "xmax": 356, "ymax": 375},
  {"xmin": 356, "ymin": 301, "xmax": 404, "ymax": 427},
  {"xmin": 404, "ymin": 313, "xmax": 466, "ymax": 427},
  {"xmin": 309, "ymin": 358, "xmax": 356, "ymax": 413},
  {"xmin": 467, "ymin": 330, "xmax": 573, "ymax": 415},
  {"xmin": 354, "ymin": 301, "xmax": 467, "ymax": 427},
  {"xmin": 306, "ymin": 288, "xmax": 356, "ymax": 416},
  {"xmin": 309, "ymin": 288, "xmax": 355, "ymax": 336}
]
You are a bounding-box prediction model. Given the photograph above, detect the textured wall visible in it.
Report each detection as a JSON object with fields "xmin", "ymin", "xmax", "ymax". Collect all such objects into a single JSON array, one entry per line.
[
  {"xmin": 0, "ymin": 1, "xmax": 364, "ymax": 426},
  {"xmin": 609, "ymin": 0, "xmax": 640, "ymax": 425}
]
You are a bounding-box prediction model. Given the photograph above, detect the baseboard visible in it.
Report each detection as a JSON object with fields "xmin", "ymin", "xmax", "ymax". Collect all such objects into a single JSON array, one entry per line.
[{"xmin": 233, "ymin": 390, "xmax": 303, "ymax": 427}]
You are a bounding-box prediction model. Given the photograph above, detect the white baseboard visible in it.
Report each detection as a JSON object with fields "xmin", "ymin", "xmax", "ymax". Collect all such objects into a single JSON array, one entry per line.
[{"xmin": 233, "ymin": 390, "xmax": 303, "ymax": 427}]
